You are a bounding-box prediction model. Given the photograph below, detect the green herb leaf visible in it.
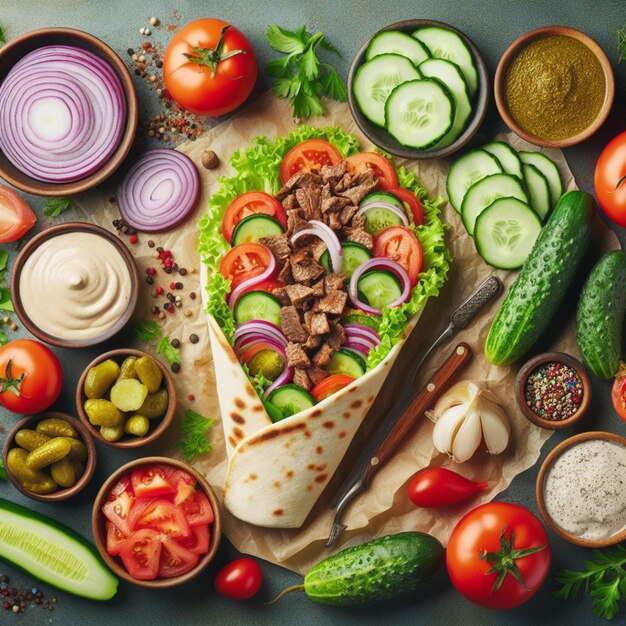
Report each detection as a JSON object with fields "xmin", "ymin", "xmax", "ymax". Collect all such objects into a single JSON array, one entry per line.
[
  {"xmin": 156, "ymin": 337, "xmax": 180, "ymax": 365},
  {"xmin": 43, "ymin": 197, "xmax": 74, "ymax": 218},
  {"xmin": 265, "ymin": 56, "xmax": 291, "ymax": 78},
  {"xmin": 0, "ymin": 250, "xmax": 8, "ymax": 273},
  {"xmin": 134, "ymin": 319, "xmax": 161, "ymax": 344},
  {"xmin": 272, "ymin": 77, "xmax": 293, "ymax": 98},
  {"xmin": 266, "ymin": 24, "xmax": 307, "ymax": 55},
  {"xmin": 0, "ymin": 459, "xmax": 6, "ymax": 481},
  {"xmin": 322, "ymin": 65, "xmax": 348, "ymax": 102},
  {"xmin": 177, "ymin": 409, "xmax": 214, "ymax": 462},
  {"xmin": 301, "ymin": 46, "xmax": 320, "ymax": 80},
  {"xmin": 618, "ymin": 25, "xmax": 626, "ymax": 63},
  {"xmin": 0, "ymin": 288, "xmax": 13, "ymax": 312},
  {"xmin": 0, "ymin": 330, "xmax": 7, "ymax": 348},
  {"xmin": 0, "ymin": 26, "xmax": 5, "ymax": 46}
]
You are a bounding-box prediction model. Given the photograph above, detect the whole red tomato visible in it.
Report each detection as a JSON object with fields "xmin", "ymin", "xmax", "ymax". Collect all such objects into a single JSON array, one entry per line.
[
  {"xmin": 446, "ymin": 502, "xmax": 550, "ymax": 610},
  {"xmin": 0, "ymin": 339, "xmax": 62, "ymax": 414},
  {"xmin": 611, "ymin": 369, "xmax": 626, "ymax": 421},
  {"xmin": 214, "ymin": 557, "xmax": 263, "ymax": 600},
  {"xmin": 163, "ymin": 18, "xmax": 258, "ymax": 116},
  {"xmin": 594, "ymin": 131, "xmax": 626, "ymax": 227}
]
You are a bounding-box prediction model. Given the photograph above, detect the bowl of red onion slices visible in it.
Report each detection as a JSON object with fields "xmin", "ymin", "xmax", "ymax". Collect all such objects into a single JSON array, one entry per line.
[{"xmin": 0, "ymin": 28, "xmax": 138, "ymax": 196}]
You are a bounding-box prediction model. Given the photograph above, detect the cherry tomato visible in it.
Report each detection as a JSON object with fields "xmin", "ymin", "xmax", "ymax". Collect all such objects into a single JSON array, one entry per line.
[
  {"xmin": 163, "ymin": 18, "xmax": 257, "ymax": 116},
  {"xmin": 279, "ymin": 139, "xmax": 342, "ymax": 184},
  {"xmin": 157, "ymin": 536, "xmax": 199, "ymax": 578},
  {"xmin": 179, "ymin": 524, "xmax": 211, "ymax": 555},
  {"xmin": 105, "ymin": 520, "xmax": 128, "ymax": 556},
  {"xmin": 345, "ymin": 152, "xmax": 398, "ymax": 189},
  {"xmin": 0, "ymin": 184, "xmax": 36, "ymax": 243},
  {"xmin": 447, "ymin": 502, "xmax": 551, "ymax": 610},
  {"xmin": 408, "ymin": 468, "xmax": 487, "ymax": 508},
  {"xmin": 219, "ymin": 243, "xmax": 275, "ymax": 289},
  {"xmin": 103, "ymin": 490, "xmax": 136, "ymax": 537},
  {"xmin": 373, "ymin": 226, "xmax": 423, "ymax": 286},
  {"xmin": 131, "ymin": 466, "xmax": 176, "ymax": 500},
  {"xmin": 311, "ymin": 374, "xmax": 356, "ymax": 401},
  {"xmin": 387, "ymin": 187, "xmax": 424, "ymax": 225},
  {"xmin": 130, "ymin": 499, "xmax": 191, "ymax": 539},
  {"xmin": 0, "ymin": 340, "xmax": 62, "ymax": 414},
  {"xmin": 222, "ymin": 192, "xmax": 288, "ymax": 243},
  {"xmin": 611, "ymin": 370, "xmax": 626, "ymax": 421},
  {"xmin": 118, "ymin": 529, "xmax": 162, "ymax": 580},
  {"xmin": 215, "ymin": 557, "xmax": 263, "ymax": 600},
  {"xmin": 594, "ymin": 131, "xmax": 626, "ymax": 227},
  {"xmin": 179, "ymin": 491, "xmax": 214, "ymax": 527}
]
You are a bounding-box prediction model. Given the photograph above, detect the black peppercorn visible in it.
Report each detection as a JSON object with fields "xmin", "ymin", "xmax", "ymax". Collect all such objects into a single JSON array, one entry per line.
[
  {"xmin": 171, "ymin": 338, "xmax": 181, "ymax": 349},
  {"xmin": 189, "ymin": 334, "xmax": 199, "ymax": 344},
  {"xmin": 171, "ymin": 362, "xmax": 181, "ymax": 373}
]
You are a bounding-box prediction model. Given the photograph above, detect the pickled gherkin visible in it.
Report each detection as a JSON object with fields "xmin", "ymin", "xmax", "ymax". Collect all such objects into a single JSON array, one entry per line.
[
  {"xmin": 124, "ymin": 414, "xmax": 150, "ymax": 437},
  {"xmin": 25, "ymin": 438, "xmax": 71, "ymax": 471},
  {"xmin": 134, "ymin": 356, "xmax": 162, "ymax": 393},
  {"xmin": 99, "ymin": 424, "xmax": 125, "ymax": 442},
  {"xmin": 117, "ymin": 356, "xmax": 139, "ymax": 381},
  {"xmin": 50, "ymin": 458, "xmax": 77, "ymax": 488},
  {"xmin": 14, "ymin": 429, "xmax": 50, "ymax": 452},
  {"xmin": 110, "ymin": 379, "xmax": 148, "ymax": 412},
  {"xmin": 36, "ymin": 418, "xmax": 78, "ymax": 439},
  {"xmin": 138, "ymin": 389, "xmax": 169, "ymax": 418},
  {"xmin": 84, "ymin": 399, "xmax": 124, "ymax": 427},
  {"xmin": 84, "ymin": 359, "xmax": 121, "ymax": 399}
]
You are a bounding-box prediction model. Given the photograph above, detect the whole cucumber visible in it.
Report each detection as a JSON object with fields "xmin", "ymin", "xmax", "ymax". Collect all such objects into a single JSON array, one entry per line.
[
  {"xmin": 485, "ymin": 191, "xmax": 594, "ymax": 365},
  {"xmin": 576, "ymin": 250, "xmax": 626, "ymax": 379}
]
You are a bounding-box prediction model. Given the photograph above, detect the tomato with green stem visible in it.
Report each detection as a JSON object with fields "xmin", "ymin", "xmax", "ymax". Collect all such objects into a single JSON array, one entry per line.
[{"xmin": 594, "ymin": 131, "xmax": 626, "ymax": 228}]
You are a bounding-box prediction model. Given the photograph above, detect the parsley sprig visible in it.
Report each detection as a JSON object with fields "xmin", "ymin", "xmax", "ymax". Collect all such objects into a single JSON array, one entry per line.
[
  {"xmin": 177, "ymin": 409, "xmax": 214, "ymax": 462},
  {"xmin": 0, "ymin": 25, "xmax": 6, "ymax": 46},
  {"xmin": 265, "ymin": 24, "xmax": 347, "ymax": 120},
  {"xmin": 0, "ymin": 249, "xmax": 12, "ymax": 321},
  {"xmin": 618, "ymin": 25, "xmax": 626, "ymax": 63},
  {"xmin": 43, "ymin": 197, "xmax": 74, "ymax": 218},
  {"xmin": 134, "ymin": 319, "xmax": 180, "ymax": 365}
]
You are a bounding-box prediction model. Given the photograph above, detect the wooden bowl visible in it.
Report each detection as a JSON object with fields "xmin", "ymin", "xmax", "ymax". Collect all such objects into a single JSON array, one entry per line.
[
  {"xmin": 536, "ymin": 431, "xmax": 626, "ymax": 547},
  {"xmin": 494, "ymin": 26, "xmax": 614, "ymax": 148},
  {"xmin": 11, "ymin": 222, "xmax": 139, "ymax": 349},
  {"xmin": 0, "ymin": 27, "xmax": 138, "ymax": 196},
  {"xmin": 76, "ymin": 348, "xmax": 176, "ymax": 449},
  {"xmin": 515, "ymin": 352, "xmax": 591, "ymax": 430},
  {"xmin": 2, "ymin": 412, "xmax": 97, "ymax": 502},
  {"xmin": 92, "ymin": 457, "xmax": 222, "ymax": 588},
  {"xmin": 347, "ymin": 19, "xmax": 489, "ymax": 159}
]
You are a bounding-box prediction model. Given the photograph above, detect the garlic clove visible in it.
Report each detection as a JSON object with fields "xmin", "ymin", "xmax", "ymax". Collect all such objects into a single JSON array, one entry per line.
[
  {"xmin": 431, "ymin": 380, "xmax": 484, "ymax": 416},
  {"xmin": 432, "ymin": 403, "xmax": 467, "ymax": 455},
  {"xmin": 451, "ymin": 407, "xmax": 482, "ymax": 462},
  {"xmin": 479, "ymin": 401, "xmax": 511, "ymax": 454}
]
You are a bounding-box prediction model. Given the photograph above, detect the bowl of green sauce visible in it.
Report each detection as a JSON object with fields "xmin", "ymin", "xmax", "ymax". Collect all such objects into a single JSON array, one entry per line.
[{"xmin": 495, "ymin": 26, "xmax": 614, "ymax": 148}]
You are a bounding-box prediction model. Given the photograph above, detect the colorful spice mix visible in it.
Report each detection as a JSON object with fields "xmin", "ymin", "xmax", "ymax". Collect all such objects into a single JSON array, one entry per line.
[{"xmin": 525, "ymin": 361, "xmax": 583, "ymax": 420}]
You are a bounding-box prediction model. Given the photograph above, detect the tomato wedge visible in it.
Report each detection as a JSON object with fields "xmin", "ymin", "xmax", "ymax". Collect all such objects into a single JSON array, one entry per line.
[
  {"xmin": 118, "ymin": 529, "xmax": 162, "ymax": 580},
  {"xmin": 179, "ymin": 490, "xmax": 215, "ymax": 527},
  {"xmin": 311, "ymin": 374, "xmax": 356, "ymax": 402},
  {"xmin": 612, "ymin": 371, "xmax": 626, "ymax": 421},
  {"xmin": 170, "ymin": 469, "xmax": 197, "ymax": 506},
  {"xmin": 373, "ymin": 226, "xmax": 423, "ymax": 286},
  {"xmin": 345, "ymin": 152, "xmax": 398, "ymax": 189},
  {"xmin": 219, "ymin": 243, "xmax": 275, "ymax": 290},
  {"xmin": 102, "ymin": 490, "xmax": 135, "ymax": 536},
  {"xmin": 131, "ymin": 467, "xmax": 176, "ymax": 500},
  {"xmin": 130, "ymin": 499, "xmax": 191, "ymax": 538},
  {"xmin": 387, "ymin": 187, "xmax": 424, "ymax": 225},
  {"xmin": 222, "ymin": 191, "xmax": 288, "ymax": 243},
  {"xmin": 157, "ymin": 536, "xmax": 200, "ymax": 579},
  {"xmin": 105, "ymin": 520, "xmax": 128, "ymax": 556},
  {"xmin": 0, "ymin": 184, "xmax": 36, "ymax": 243},
  {"xmin": 280, "ymin": 139, "xmax": 342, "ymax": 184},
  {"xmin": 234, "ymin": 278, "xmax": 282, "ymax": 300},
  {"xmin": 179, "ymin": 524, "xmax": 210, "ymax": 555}
]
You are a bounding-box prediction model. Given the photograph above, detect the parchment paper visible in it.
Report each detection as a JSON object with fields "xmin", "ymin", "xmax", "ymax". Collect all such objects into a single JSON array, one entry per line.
[{"xmin": 75, "ymin": 92, "xmax": 619, "ymax": 575}]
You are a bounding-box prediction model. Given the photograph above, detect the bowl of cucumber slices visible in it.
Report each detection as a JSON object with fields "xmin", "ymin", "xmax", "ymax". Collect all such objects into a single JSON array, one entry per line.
[{"xmin": 348, "ymin": 19, "xmax": 489, "ymax": 159}]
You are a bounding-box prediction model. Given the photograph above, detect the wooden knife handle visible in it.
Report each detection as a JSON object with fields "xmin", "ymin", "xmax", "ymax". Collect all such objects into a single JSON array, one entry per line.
[{"xmin": 362, "ymin": 342, "xmax": 472, "ymax": 486}]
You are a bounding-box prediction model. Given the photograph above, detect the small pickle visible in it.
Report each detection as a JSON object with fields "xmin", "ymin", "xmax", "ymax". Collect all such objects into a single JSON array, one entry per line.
[
  {"xmin": 110, "ymin": 379, "xmax": 148, "ymax": 412},
  {"xmin": 99, "ymin": 424, "xmax": 125, "ymax": 442},
  {"xmin": 21, "ymin": 477, "xmax": 58, "ymax": 494},
  {"xmin": 25, "ymin": 437, "xmax": 71, "ymax": 470},
  {"xmin": 84, "ymin": 399, "xmax": 124, "ymax": 427},
  {"xmin": 50, "ymin": 458, "xmax": 77, "ymax": 488},
  {"xmin": 7, "ymin": 448, "xmax": 49, "ymax": 483},
  {"xmin": 124, "ymin": 414, "xmax": 150, "ymax": 437},
  {"xmin": 117, "ymin": 356, "xmax": 139, "ymax": 381},
  {"xmin": 84, "ymin": 359, "xmax": 121, "ymax": 399},
  {"xmin": 138, "ymin": 389, "xmax": 169, "ymax": 418},
  {"xmin": 36, "ymin": 418, "xmax": 78, "ymax": 439},
  {"xmin": 70, "ymin": 460, "xmax": 84, "ymax": 477},
  {"xmin": 63, "ymin": 437, "xmax": 87, "ymax": 462},
  {"xmin": 134, "ymin": 356, "xmax": 163, "ymax": 393},
  {"xmin": 14, "ymin": 429, "xmax": 50, "ymax": 452}
]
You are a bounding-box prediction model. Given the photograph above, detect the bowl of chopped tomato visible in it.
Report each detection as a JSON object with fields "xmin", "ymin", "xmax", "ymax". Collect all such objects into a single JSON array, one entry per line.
[{"xmin": 92, "ymin": 457, "xmax": 221, "ymax": 588}]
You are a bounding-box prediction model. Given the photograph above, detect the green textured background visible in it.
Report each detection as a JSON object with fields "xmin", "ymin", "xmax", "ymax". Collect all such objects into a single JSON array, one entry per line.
[{"xmin": 0, "ymin": 1, "xmax": 625, "ymax": 624}]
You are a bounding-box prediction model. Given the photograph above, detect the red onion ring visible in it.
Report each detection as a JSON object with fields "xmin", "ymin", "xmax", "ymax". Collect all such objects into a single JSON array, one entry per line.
[
  {"xmin": 118, "ymin": 149, "xmax": 200, "ymax": 232},
  {"xmin": 233, "ymin": 320, "xmax": 288, "ymax": 350},
  {"xmin": 343, "ymin": 340, "xmax": 372, "ymax": 357},
  {"xmin": 237, "ymin": 338, "xmax": 287, "ymax": 362},
  {"xmin": 356, "ymin": 202, "xmax": 409, "ymax": 227},
  {"xmin": 343, "ymin": 323, "xmax": 381, "ymax": 343},
  {"xmin": 348, "ymin": 258, "xmax": 411, "ymax": 315},
  {"xmin": 264, "ymin": 366, "xmax": 294, "ymax": 398},
  {"xmin": 291, "ymin": 220, "xmax": 342, "ymax": 273},
  {"xmin": 227, "ymin": 254, "xmax": 277, "ymax": 309}
]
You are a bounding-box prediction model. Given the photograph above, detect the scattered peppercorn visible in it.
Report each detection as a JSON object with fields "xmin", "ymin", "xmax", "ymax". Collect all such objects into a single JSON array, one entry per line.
[
  {"xmin": 525, "ymin": 361, "xmax": 584, "ymax": 421},
  {"xmin": 189, "ymin": 334, "xmax": 199, "ymax": 344},
  {"xmin": 129, "ymin": 234, "xmax": 138, "ymax": 244},
  {"xmin": 176, "ymin": 282, "xmax": 183, "ymax": 289},
  {"xmin": 155, "ymin": 286, "xmax": 164, "ymax": 295},
  {"xmin": 171, "ymin": 338, "xmax": 181, "ymax": 349},
  {"xmin": 184, "ymin": 309, "xmax": 192, "ymax": 317},
  {"xmin": 201, "ymin": 149, "xmax": 220, "ymax": 170},
  {"xmin": 179, "ymin": 268, "xmax": 187, "ymax": 276},
  {"xmin": 145, "ymin": 277, "xmax": 154, "ymax": 285},
  {"xmin": 171, "ymin": 362, "xmax": 181, "ymax": 373},
  {"xmin": 189, "ymin": 291, "xmax": 196, "ymax": 300},
  {"xmin": 170, "ymin": 282, "xmax": 177, "ymax": 290},
  {"xmin": 150, "ymin": 16, "xmax": 160, "ymax": 26},
  {"xmin": 151, "ymin": 306, "xmax": 159, "ymax": 314},
  {"xmin": 0, "ymin": 575, "xmax": 56, "ymax": 614},
  {"xmin": 188, "ymin": 394, "xmax": 195, "ymax": 401},
  {"xmin": 148, "ymin": 240, "xmax": 155, "ymax": 248}
]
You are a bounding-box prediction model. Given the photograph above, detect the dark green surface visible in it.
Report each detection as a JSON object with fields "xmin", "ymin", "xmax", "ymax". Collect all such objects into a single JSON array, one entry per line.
[{"xmin": 0, "ymin": 1, "xmax": 625, "ymax": 624}]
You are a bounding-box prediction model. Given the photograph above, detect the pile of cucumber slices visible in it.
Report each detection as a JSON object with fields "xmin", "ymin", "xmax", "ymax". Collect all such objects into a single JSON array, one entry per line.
[
  {"xmin": 447, "ymin": 141, "xmax": 563, "ymax": 269},
  {"xmin": 353, "ymin": 26, "xmax": 479, "ymax": 150}
]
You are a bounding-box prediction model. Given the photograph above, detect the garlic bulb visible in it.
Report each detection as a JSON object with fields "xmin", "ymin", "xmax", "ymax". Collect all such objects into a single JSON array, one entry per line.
[{"xmin": 426, "ymin": 381, "xmax": 510, "ymax": 462}]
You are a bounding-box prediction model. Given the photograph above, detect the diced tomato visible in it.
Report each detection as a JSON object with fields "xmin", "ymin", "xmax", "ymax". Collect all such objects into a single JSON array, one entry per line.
[
  {"xmin": 179, "ymin": 491, "xmax": 214, "ymax": 527},
  {"xmin": 345, "ymin": 152, "xmax": 398, "ymax": 189},
  {"xmin": 222, "ymin": 192, "xmax": 288, "ymax": 243},
  {"xmin": 108, "ymin": 476, "xmax": 134, "ymax": 499},
  {"xmin": 157, "ymin": 536, "xmax": 200, "ymax": 579},
  {"xmin": 311, "ymin": 374, "xmax": 356, "ymax": 401},
  {"xmin": 387, "ymin": 187, "xmax": 424, "ymax": 225},
  {"xmin": 118, "ymin": 529, "xmax": 162, "ymax": 581},
  {"xmin": 612, "ymin": 372, "xmax": 626, "ymax": 422},
  {"xmin": 170, "ymin": 469, "xmax": 197, "ymax": 506},
  {"xmin": 131, "ymin": 466, "xmax": 176, "ymax": 500},
  {"xmin": 179, "ymin": 524, "xmax": 210, "ymax": 555},
  {"xmin": 102, "ymin": 490, "xmax": 135, "ymax": 536},
  {"xmin": 279, "ymin": 139, "xmax": 343, "ymax": 184},
  {"xmin": 130, "ymin": 498, "xmax": 191, "ymax": 539},
  {"xmin": 219, "ymin": 243, "xmax": 275, "ymax": 290},
  {"xmin": 373, "ymin": 226, "xmax": 423, "ymax": 286},
  {"xmin": 105, "ymin": 520, "xmax": 128, "ymax": 556}
]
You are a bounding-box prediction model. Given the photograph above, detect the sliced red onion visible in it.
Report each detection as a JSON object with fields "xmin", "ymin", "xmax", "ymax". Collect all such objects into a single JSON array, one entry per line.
[
  {"xmin": 0, "ymin": 45, "xmax": 126, "ymax": 183},
  {"xmin": 356, "ymin": 202, "xmax": 409, "ymax": 227},
  {"xmin": 237, "ymin": 338, "xmax": 287, "ymax": 361},
  {"xmin": 344, "ymin": 334, "xmax": 378, "ymax": 351},
  {"xmin": 264, "ymin": 366, "xmax": 294, "ymax": 398},
  {"xmin": 118, "ymin": 149, "xmax": 200, "ymax": 232},
  {"xmin": 343, "ymin": 340, "xmax": 372, "ymax": 357},
  {"xmin": 349, "ymin": 258, "xmax": 411, "ymax": 315},
  {"xmin": 233, "ymin": 320, "xmax": 287, "ymax": 349},
  {"xmin": 343, "ymin": 323, "xmax": 381, "ymax": 343},
  {"xmin": 227, "ymin": 253, "xmax": 277, "ymax": 309},
  {"xmin": 291, "ymin": 220, "xmax": 342, "ymax": 273}
]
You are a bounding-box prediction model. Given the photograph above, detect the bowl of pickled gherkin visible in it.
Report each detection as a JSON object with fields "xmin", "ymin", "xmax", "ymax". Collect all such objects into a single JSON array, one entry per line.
[
  {"xmin": 76, "ymin": 349, "xmax": 175, "ymax": 448},
  {"xmin": 2, "ymin": 412, "xmax": 97, "ymax": 501}
]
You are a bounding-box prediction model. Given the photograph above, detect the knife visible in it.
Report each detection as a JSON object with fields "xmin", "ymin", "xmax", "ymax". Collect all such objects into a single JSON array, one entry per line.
[{"xmin": 325, "ymin": 275, "xmax": 502, "ymax": 547}]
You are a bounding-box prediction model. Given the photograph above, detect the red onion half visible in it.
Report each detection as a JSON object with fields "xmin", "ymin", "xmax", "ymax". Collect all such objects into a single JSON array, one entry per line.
[
  {"xmin": 349, "ymin": 258, "xmax": 411, "ymax": 315},
  {"xmin": 0, "ymin": 45, "xmax": 127, "ymax": 183},
  {"xmin": 291, "ymin": 220, "xmax": 342, "ymax": 273}
]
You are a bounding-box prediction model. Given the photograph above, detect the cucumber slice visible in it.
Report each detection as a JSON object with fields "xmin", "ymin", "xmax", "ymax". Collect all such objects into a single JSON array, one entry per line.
[
  {"xmin": 340, "ymin": 313, "xmax": 382, "ymax": 331},
  {"xmin": 482, "ymin": 141, "xmax": 523, "ymax": 180},
  {"xmin": 522, "ymin": 162, "xmax": 551, "ymax": 220},
  {"xmin": 474, "ymin": 197, "xmax": 542, "ymax": 269},
  {"xmin": 328, "ymin": 348, "xmax": 367, "ymax": 378},
  {"xmin": 461, "ymin": 173, "xmax": 529, "ymax": 236},
  {"xmin": 385, "ymin": 79, "xmax": 454, "ymax": 150},
  {"xmin": 362, "ymin": 205, "xmax": 406, "ymax": 235},
  {"xmin": 519, "ymin": 151, "xmax": 562, "ymax": 209},
  {"xmin": 321, "ymin": 242, "xmax": 372, "ymax": 278},
  {"xmin": 267, "ymin": 384, "xmax": 316, "ymax": 420},
  {"xmin": 412, "ymin": 26, "xmax": 478, "ymax": 98},
  {"xmin": 232, "ymin": 214, "xmax": 284, "ymax": 245},
  {"xmin": 360, "ymin": 191, "xmax": 405, "ymax": 212},
  {"xmin": 418, "ymin": 58, "xmax": 472, "ymax": 148},
  {"xmin": 357, "ymin": 269, "xmax": 403, "ymax": 310},
  {"xmin": 234, "ymin": 291, "xmax": 282, "ymax": 326},
  {"xmin": 366, "ymin": 30, "xmax": 430, "ymax": 65},
  {"xmin": 353, "ymin": 54, "xmax": 421, "ymax": 127},
  {"xmin": 446, "ymin": 149, "xmax": 503, "ymax": 212},
  {"xmin": 0, "ymin": 497, "xmax": 118, "ymax": 600}
]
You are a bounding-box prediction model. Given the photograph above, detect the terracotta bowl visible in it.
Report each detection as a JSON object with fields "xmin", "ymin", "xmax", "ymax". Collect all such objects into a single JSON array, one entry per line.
[
  {"xmin": 11, "ymin": 222, "xmax": 139, "ymax": 349},
  {"xmin": 2, "ymin": 412, "xmax": 97, "ymax": 502},
  {"xmin": 92, "ymin": 457, "xmax": 222, "ymax": 588},
  {"xmin": 0, "ymin": 27, "xmax": 138, "ymax": 196},
  {"xmin": 515, "ymin": 352, "xmax": 591, "ymax": 430},
  {"xmin": 494, "ymin": 26, "xmax": 614, "ymax": 148},
  {"xmin": 76, "ymin": 348, "xmax": 176, "ymax": 449},
  {"xmin": 536, "ymin": 431, "xmax": 626, "ymax": 547},
  {"xmin": 347, "ymin": 19, "xmax": 489, "ymax": 159}
]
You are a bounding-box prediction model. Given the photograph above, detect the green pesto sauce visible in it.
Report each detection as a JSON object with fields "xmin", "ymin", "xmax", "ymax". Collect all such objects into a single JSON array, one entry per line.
[{"xmin": 504, "ymin": 35, "xmax": 605, "ymax": 141}]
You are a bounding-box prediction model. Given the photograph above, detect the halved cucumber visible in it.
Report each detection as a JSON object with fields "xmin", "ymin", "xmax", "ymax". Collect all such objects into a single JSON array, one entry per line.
[
  {"xmin": 232, "ymin": 214, "xmax": 284, "ymax": 245},
  {"xmin": 412, "ymin": 26, "xmax": 478, "ymax": 98},
  {"xmin": 461, "ymin": 173, "xmax": 529, "ymax": 236},
  {"xmin": 357, "ymin": 269, "xmax": 403, "ymax": 310},
  {"xmin": 353, "ymin": 53, "xmax": 421, "ymax": 127},
  {"xmin": 321, "ymin": 241, "xmax": 372, "ymax": 278},
  {"xmin": 446, "ymin": 149, "xmax": 503, "ymax": 212},
  {"xmin": 385, "ymin": 79, "xmax": 454, "ymax": 150},
  {"xmin": 361, "ymin": 191, "xmax": 405, "ymax": 212},
  {"xmin": 519, "ymin": 151, "xmax": 562, "ymax": 208},
  {"xmin": 267, "ymin": 384, "xmax": 316, "ymax": 420},
  {"xmin": 522, "ymin": 162, "xmax": 551, "ymax": 220},
  {"xmin": 328, "ymin": 348, "xmax": 367, "ymax": 378},
  {"xmin": 474, "ymin": 197, "xmax": 542, "ymax": 269},
  {"xmin": 366, "ymin": 30, "xmax": 430, "ymax": 66},
  {"xmin": 234, "ymin": 291, "xmax": 282, "ymax": 326},
  {"xmin": 418, "ymin": 58, "xmax": 472, "ymax": 149},
  {"xmin": 482, "ymin": 141, "xmax": 523, "ymax": 180}
]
